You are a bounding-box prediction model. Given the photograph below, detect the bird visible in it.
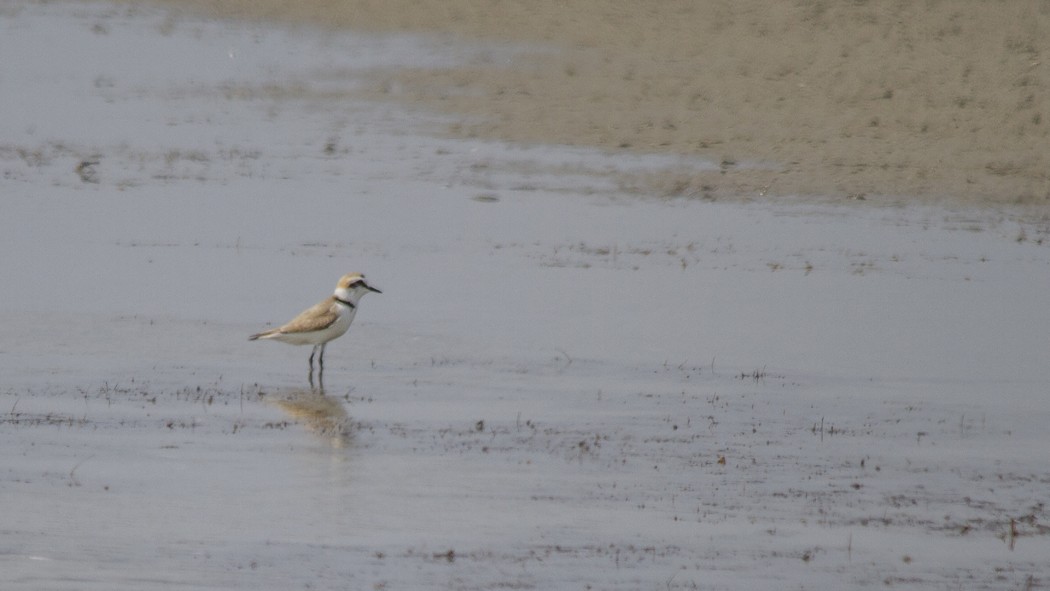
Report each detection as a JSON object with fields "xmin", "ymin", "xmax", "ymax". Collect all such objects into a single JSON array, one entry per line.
[{"xmin": 249, "ymin": 273, "xmax": 381, "ymax": 372}]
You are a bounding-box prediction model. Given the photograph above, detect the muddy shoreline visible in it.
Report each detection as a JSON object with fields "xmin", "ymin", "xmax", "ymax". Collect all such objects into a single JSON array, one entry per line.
[
  {"xmin": 5, "ymin": 5, "xmax": 1050, "ymax": 588},
  {"xmin": 144, "ymin": 0, "xmax": 1049, "ymax": 208}
]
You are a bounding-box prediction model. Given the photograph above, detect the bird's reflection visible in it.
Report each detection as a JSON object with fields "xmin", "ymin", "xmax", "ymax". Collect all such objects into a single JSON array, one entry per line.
[{"xmin": 267, "ymin": 375, "xmax": 353, "ymax": 447}]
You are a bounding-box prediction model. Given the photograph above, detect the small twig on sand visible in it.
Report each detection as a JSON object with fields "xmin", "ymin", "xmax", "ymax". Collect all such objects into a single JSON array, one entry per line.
[
  {"xmin": 68, "ymin": 456, "xmax": 94, "ymax": 488},
  {"xmin": 557, "ymin": 348, "xmax": 573, "ymax": 369},
  {"xmin": 1009, "ymin": 518, "xmax": 1018, "ymax": 551}
]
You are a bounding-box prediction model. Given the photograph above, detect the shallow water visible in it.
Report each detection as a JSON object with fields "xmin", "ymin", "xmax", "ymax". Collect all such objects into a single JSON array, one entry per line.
[{"xmin": 2, "ymin": 2, "xmax": 1049, "ymax": 589}]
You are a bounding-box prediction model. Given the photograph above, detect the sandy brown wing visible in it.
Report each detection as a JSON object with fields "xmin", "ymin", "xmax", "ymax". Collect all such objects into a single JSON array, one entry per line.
[{"xmin": 277, "ymin": 298, "xmax": 340, "ymax": 334}]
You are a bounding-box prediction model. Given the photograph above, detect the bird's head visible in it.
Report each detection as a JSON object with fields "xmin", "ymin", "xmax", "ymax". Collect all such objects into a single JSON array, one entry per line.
[{"xmin": 335, "ymin": 272, "xmax": 381, "ymax": 305}]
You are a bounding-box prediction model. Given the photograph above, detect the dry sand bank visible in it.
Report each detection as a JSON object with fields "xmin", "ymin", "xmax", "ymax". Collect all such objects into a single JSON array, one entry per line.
[{"xmin": 149, "ymin": 0, "xmax": 1048, "ymax": 207}]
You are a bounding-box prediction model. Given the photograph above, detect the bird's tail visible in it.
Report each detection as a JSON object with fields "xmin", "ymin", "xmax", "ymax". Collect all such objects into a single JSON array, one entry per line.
[{"xmin": 249, "ymin": 329, "xmax": 278, "ymax": 341}]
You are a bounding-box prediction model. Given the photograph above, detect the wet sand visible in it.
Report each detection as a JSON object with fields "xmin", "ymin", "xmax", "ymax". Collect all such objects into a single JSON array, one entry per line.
[
  {"xmin": 148, "ymin": 0, "xmax": 1049, "ymax": 207},
  {"xmin": 4, "ymin": 4, "xmax": 1050, "ymax": 589}
]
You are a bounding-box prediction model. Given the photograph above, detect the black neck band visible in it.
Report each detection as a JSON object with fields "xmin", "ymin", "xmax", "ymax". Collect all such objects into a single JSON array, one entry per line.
[{"xmin": 335, "ymin": 297, "xmax": 355, "ymax": 308}]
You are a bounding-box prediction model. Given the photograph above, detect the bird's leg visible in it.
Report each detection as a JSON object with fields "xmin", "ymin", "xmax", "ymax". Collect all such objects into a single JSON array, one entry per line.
[
  {"xmin": 307, "ymin": 365, "xmax": 315, "ymax": 389},
  {"xmin": 318, "ymin": 343, "xmax": 327, "ymax": 372},
  {"xmin": 309, "ymin": 344, "xmax": 319, "ymax": 371}
]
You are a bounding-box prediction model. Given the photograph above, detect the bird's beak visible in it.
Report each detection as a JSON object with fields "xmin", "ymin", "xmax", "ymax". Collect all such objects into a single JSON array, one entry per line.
[{"xmin": 366, "ymin": 283, "xmax": 382, "ymax": 294}]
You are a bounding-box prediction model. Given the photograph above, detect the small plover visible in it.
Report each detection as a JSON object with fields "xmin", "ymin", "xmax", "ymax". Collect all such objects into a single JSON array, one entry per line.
[{"xmin": 249, "ymin": 273, "xmax": 381, "ymax": 371}]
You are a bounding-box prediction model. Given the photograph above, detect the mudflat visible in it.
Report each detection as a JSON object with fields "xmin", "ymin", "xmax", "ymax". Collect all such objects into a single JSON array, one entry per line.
[
  {"xmin": 152, "ymin": 0, "xmax": 1048, "ymax": 207},
  {"xmin": 5, "ymin": 5, "xmax": 1050, "ymax": 589}
]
